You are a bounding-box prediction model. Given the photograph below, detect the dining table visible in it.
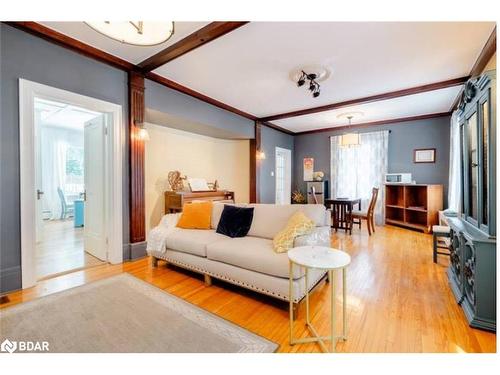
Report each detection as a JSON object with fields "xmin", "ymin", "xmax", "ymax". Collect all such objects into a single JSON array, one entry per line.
[{"xmin": 324, "ymin": 197, "xmax": 362, "ymax": 235}]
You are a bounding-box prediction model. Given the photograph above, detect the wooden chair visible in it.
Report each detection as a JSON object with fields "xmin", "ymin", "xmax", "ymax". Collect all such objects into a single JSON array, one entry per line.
[
  {"xmin": 352, "ymin": 187, "xmax": 379, "ymax": 235},
  {"xmin": 432, "ymin": 225, "xmax": 451, "ymax": 263}
]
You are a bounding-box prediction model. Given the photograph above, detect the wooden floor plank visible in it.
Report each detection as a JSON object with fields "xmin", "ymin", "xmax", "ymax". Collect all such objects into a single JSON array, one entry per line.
[{"xmin": 1, "ymin": 225, "xmax": 496, "ymax": 353}]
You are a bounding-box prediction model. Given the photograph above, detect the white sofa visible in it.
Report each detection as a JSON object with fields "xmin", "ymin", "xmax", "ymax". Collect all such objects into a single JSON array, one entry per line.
[{"xmin": 147, "ymin": 203, "xmax": 331, "ymax": 311}]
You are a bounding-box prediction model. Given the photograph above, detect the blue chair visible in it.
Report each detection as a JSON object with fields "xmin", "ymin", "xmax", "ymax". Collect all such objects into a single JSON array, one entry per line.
[{"xmin": 57, "ymin": 187, "xmax": 74, "ymax": 219}]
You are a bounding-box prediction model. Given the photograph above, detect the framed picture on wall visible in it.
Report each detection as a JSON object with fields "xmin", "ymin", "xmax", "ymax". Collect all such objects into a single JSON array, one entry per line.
[
  {"xmin": 414, "ymin": 148, "xmax": 436, "ymax": 163},
  {"xmin": 303, "ymin": 157, "xmax": 314, "ymax": 181}
]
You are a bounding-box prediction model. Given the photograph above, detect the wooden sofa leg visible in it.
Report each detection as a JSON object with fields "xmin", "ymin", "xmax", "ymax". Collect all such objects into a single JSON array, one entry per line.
[
  {"xmin": 151, "ymin": 256, "xmax": 158, "ymax": 267},
  {"xmin": 204, "ymin": 274, "xmax": 212, "ymax": 286}
]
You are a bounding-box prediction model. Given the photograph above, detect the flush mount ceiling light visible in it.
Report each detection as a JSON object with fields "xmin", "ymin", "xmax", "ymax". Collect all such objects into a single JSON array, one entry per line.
[
  {"xmin": 290, "ymin": 65, "xmax": 330, "ymax": 99},
  {"xmin": 85, "ymin": 21, "xmax": 174, "ymax": 46},
  {"xmin": 337, "ymin": 112, "xmax": 364, "ymax": 148},
  {"xmin": 296, "ymin": 70, "xmax": 321, "ymax": 98}
]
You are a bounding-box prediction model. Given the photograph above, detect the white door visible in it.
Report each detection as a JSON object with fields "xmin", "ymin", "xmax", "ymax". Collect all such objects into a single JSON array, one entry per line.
[
  {"xmin": 275, "ymin": 147, "xmax": 292, "ymax": 204},
  {"xmin": 84, "ymin": 115, "xmax": 107, "ymax": 261},
  {"xmin": 34, "ymin": 109, "xmax": 44, "ymax": 243}
]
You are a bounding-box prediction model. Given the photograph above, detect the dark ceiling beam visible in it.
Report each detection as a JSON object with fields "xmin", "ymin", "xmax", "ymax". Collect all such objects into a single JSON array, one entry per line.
[
  {"xmin": 450, "ymin": 26, "xmax": 496, "ymax": 111},
  {"xmin": 144, "ymin": 72, "xmax": 293, "ymax": 135},
  {"xmin": 295, "ymin": 112, "xmax": 452, "ymax": 136},
  {"xmin": 260, "ymin": 121, "xmax": 294, "ymax": 135},
  {"xmin": 469, "ymin": 25, "xmax": 497, "ymax": 77},
  {"xmin": 5, "ymin": 21, "xmax": 136, "ymax": 71},
  {"xmin": 4, "ymin": 21, "xmax": 291, "ymax": 135},
  {"xmin": 260, "ymin": 76, "xmax": 469, "ymax": 122},
  {"xmin": 145, "ymin": 72, "xmax": 257, "ymax": 120},
  {"xmin": 138, "ymin": 22, "xmax": 249, "ymax": 72}
]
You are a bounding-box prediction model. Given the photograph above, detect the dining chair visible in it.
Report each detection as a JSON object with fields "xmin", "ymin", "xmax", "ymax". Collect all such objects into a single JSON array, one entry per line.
[
  {"xmin": 57, "ymin": 187, "xmax": 75, "ymax": 220},
  {"xmin": 352, "ymin": 187, "xmax": 379, "ymax": 235}
]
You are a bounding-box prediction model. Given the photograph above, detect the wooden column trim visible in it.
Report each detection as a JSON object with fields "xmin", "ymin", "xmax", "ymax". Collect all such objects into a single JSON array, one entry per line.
[
  {"xmin": 249, "ymin": 122, "xmax": 262, "ymax": 203},
  {"xmin": 129, "ymin": 72, "xmax": 146, "ymax": 243}
]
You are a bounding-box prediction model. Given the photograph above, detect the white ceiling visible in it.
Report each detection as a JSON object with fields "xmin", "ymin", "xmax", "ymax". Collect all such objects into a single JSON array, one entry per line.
[
  {"xmin": 35, "ymin": 98, "xmax": 101, "ymax": 130},
  {"xmin": 37, "ymin": 22, "xmax": 495, "ymax": 133},
  {"xmin": 40, "ymin": 21, "xmax": 210, "ymax": 63},
  {"xmin": 274, "ymin": 85, "xmax": 462, "ymax": 132},
  {"xmin": 154, "ymin": 22, "xmax": 494, "ymax": 118}
]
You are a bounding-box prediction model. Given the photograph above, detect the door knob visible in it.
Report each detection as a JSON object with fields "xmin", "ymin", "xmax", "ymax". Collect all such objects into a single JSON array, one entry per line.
[
  {"xmin": 82, "ymin": 190, "xmax": 87, "ymax": 201},
  {"xmin": 37, "ymin": 189, "xmax": 44, "ymax": 200}
]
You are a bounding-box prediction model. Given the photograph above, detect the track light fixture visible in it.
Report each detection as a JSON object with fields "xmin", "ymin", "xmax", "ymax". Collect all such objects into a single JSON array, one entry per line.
[{"xmin": 296, "ymin": 70, "xmax": 321, "ymax": 98}]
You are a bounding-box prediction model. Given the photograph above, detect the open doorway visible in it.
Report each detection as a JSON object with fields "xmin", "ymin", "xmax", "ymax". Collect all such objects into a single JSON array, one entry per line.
[
  {"xmin": 34, "ymin": 98, "xmax": 106, "ymax": 280},
  {"xmin": 20, "ymin": 79, "xmax": 123, "ymax": 289}
]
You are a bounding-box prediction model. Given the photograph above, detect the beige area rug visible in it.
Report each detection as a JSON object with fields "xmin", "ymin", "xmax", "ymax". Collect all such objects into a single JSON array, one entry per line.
[{"xmin": 0, "ymin": 274, "xmax": 277, "ymax": 353}]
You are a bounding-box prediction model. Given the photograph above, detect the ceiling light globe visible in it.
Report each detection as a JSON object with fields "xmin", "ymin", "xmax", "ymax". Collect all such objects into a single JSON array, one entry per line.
[{"xmin": 85, "ymin": 21, "xmax": 174, "ymax": 46}]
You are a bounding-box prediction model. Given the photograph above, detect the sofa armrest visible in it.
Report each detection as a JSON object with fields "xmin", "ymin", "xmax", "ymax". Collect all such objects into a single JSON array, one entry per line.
[
  {"xmin": 146, "ymin": 213, "xmax": 181, "ymax": 255},
  {"xmin": 293, "ymin": 226, "xmax": 331, "ymax": 248}
]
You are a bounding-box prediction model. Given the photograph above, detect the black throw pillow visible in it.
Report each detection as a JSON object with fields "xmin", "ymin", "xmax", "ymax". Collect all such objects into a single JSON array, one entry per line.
[{"xmin": 216, "ymin": 205, "xmax": 254, "ymax": 238}]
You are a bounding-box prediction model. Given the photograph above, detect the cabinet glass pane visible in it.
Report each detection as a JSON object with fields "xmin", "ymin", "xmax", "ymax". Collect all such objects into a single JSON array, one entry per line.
[
  {"xmin": 481, "ymin": 100, "xmax": 489, "ymax": 225},
  {"xmin": 460, "ymin": 124, "xmax": 465, "ymax": 214},
  {"xmin": 467, "ymin": 112, "xmax": 478, "ymax": 221}
]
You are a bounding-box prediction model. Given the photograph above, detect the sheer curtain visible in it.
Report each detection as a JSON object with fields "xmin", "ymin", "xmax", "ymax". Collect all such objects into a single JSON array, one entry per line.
[
  {"xmin": 41, "ymin": 127, "xmax": 69, "ymax": 220},
  {"xmin": 448, "ymin": 110, "xmax": 461, "ymax": 212},
  {"xmin": 330, "ymin": 130, "xmax": 389, "ymax": 224}
]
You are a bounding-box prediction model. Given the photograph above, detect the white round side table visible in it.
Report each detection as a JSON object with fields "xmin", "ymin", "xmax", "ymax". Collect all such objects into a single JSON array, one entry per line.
[{"xmin": 288, "ymin": 245, "xmax": 351, "ymax": 353}]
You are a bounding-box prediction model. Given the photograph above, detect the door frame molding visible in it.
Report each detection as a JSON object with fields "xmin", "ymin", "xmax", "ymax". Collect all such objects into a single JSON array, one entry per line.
[{"xmin": 19, "ymin": 79, "xmax": 123, "ymax": 289}]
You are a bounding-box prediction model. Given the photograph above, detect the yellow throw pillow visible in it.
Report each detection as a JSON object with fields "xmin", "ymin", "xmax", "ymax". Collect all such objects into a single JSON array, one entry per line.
[
  {"xmin": 273, "ymin": 211, "xmax": 315, "ymax": 253},
  {"xmin": 176, "ymin": 201, "xmax": 213, "ymax": 229}
]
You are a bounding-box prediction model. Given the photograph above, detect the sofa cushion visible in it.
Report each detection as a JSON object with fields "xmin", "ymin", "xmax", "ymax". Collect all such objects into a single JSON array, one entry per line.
[
  {"xmin": 273, "ymin": 211, "xmax": 315, "ymax": 253},
  {"xmin": 216, "ymin": 205, "xmax": 254, "ymax": 238},
  {"xmin": 247, "ymin": 204, "xmax": 327, "ymax": 239},
  {"xmin": 206, "ymin": 236, "xmax": 305, "ymax": 279},
  {"xmin": 176, "ymin": 201, "xmax": 213, "ymax": 229},
  {"xmin": 166, "ymin": 228, "xmax": 226, "ymax": 257},
  {"xmin": 211, "ymin": 202, "xmax": 248, "ymax": 230}
]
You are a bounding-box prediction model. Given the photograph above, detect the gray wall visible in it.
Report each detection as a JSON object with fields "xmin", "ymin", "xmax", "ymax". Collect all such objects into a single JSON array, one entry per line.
[
  {"xmin": 145, "ymin": 79, "xmax": 254, "ymax": 139},
  {"xmin": 259, "ymin": 126, "xmax": 295, "ymax": 203},
  {"xmin": 294, "ymin": 116, "xmax": 451, "ymax": 205},
  {"xmin": 0, "ymin": 24, "xmax": 129, "ymax": 293}
]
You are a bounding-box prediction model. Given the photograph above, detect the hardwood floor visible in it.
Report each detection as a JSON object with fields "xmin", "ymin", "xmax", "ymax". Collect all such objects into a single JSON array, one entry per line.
[
  {"xmin": 36, "ymin": 219, "xmax": 105, "ymax": 279},
  {"xmin": 2, "ymin": 225, "xmax": 495, "ymax": 353}
]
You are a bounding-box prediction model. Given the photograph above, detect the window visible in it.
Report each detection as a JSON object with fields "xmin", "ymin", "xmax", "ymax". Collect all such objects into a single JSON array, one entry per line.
[
  {"xmin": 330, "ymin": 130, "xmax": 389, "ymax": 224},
  {"xmin": 65, "ymin": 146, "xmax": 84, "ymax": 195}
]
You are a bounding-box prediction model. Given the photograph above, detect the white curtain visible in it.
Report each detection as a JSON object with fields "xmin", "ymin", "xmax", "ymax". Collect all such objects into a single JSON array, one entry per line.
[
  {"xmin": 448, "ymin": 110, "xmax": 461, "ymax": 212},
  {"xmin": 42, "ymin": 140, "xmax": 67, "ymax": 220},
  {"xmin": 41, "ymin": 126, "xmax": 71, "ymax": 220},
  {"xmin": 330, "ymin": 130, "xmax": 389, "ymax": 224}
]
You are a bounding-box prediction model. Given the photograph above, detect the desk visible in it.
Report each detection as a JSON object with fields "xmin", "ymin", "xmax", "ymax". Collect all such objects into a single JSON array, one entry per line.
[{"xmin": 325, "ymin": 198, "xmax": 361, "ymax": 235}]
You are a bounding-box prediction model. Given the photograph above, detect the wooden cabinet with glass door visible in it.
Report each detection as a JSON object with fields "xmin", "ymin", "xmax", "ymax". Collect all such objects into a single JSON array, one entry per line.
[{"xmin": 447, "ymin": 71, "xmax": 496, "ymax": 332}]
